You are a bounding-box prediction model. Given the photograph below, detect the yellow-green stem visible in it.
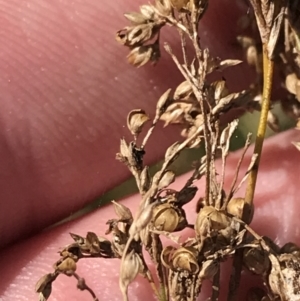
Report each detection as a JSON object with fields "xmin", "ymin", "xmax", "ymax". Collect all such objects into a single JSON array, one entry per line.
[{"xmin": 244, "ymin": 44, "xmax": 274, "ymax": 213}]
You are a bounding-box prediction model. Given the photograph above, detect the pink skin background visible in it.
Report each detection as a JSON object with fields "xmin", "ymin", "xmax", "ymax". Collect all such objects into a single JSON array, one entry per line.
[{"xmin": 0, "ymin": 0, "xmax": 299, "ymax": 300}]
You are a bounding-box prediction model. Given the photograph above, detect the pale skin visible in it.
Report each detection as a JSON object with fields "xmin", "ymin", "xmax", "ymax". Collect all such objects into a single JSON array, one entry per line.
[{"xmin": 0, "ymin": 0, "xmax": 299, "ymax": 300}]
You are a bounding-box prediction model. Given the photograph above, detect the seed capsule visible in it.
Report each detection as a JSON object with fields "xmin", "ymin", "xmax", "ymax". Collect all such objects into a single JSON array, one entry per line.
[
  {"xmin": 161, "ymin": 245, "xmax": 176, "ymax": 269},
  {"xmin": 170, "ymin": 0, "xmax": 190, "ymax": 10},
  {"xmin": 140, "ymin": 166, "xmax": 151, "ymax": 192},
  {"xmin": 124, "ymin": 12, "xmax": 148, "ymax": 25},
  {"xmin": 243, "ymin": 247, "xmax": 270, "ymax": 275},
  {"xmin": 153, "ymin": 170, "xmax": 175, "ymax": 190},
  {"xmin": 127, "ymin": 109, "xmax": 149, "ymax": 136},
  {"xmin": 111, "ymin": 200, "xmax": 133, "ymax": 222},
  {"xmin": 195, "ymin": 205, "xmax": 230, "ymax": 239},
  {"xmin": 281, "ymin": 242, "xmax": 300, "ymax": 257},
  {"xmin": 176, "ymin": 186, "xmax": 198, "ymax": 207},
  {"xmin": 156, "ymin": 88, "xmax": 172, "ymax": 116},
  {"xmin": 60, "ymin": 243, "xmax": 81, "ymax": 260},
  {"xmin": 161, "ymin": 246, "xmax": 199, "ymax": 274},
  {"xmin": 35, "ymin": 273, "xmax": 57, "ymax": 301},
  {"xmin": 173, "ymin": 80, "xmax": 193, "ymax": 101},
  {"xmin": 152, "ymin": 203, "xmax": 187, "ymax": 232},
  {"xmin": 54, "ymin": 257, "xmax": 77, "ymax": 275},
  {"xmin": 227, "ymin": 197, "xmax": 254, "ymax": 224},
  {"xmin": 120, "ymin": 250, "xmax": 142, "ymax": 301},
  {"xmin": 172, "ymin": 247, "xmax": 199, "ymax": 274}
]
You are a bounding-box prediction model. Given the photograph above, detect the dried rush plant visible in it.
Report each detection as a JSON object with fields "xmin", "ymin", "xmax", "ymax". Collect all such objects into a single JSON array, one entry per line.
[{"xmin": 35, "ymin": 1, "xmax": 300, "ymax": 301}]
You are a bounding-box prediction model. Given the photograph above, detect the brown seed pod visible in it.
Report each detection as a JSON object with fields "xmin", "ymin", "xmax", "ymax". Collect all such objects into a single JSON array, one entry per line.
[
  {"xmin": 161, "ymin": 246, "xmax": 199, "ymax": 274},
  {"xmin": 120, "ymin": 249, "xmax": 142, "ymax": 301},
  {"xmin": 124, "ymin": 12, "xmax": 148, "ymax": 25},
  {"xmin": 173, "ymin": 80, "xmax": 193, "ymax": 101},
  {"xmin": 170, "ymin": 0, "xmax": 189, "ymax": 10},
  {"xmin": 243, "ymin": 247, "xmax": 270, "ymax": 275},
  {"xmin": 139, "ymin": 5, "xmax": 155, "ymax": 20},
  {"xmin": 156, "ymin": 88, "xmax": 172, "ymax": 116},
  {"xmin": 212, "ymin": 80, "xmax": 230, "ymax": 101},
  {"xmin": 59, "ymin": 243, "xmax": 81, "ymax": 260},
  {"xmin": 153, "ymin": 170, "xmax": 176, "ymax": 190},
  {"xmin": 201, "ymin": 234, "xmax": 229, "ymax": 256},
  {"xmin": 155, "ymin": 0, "xmax": 172, "ymax": 15},
  {"xmin": 127, "ymin": 43, "xmax": 160, "ymax": 68},
  {"xmin": 172, "ymin": 246, "xmax": 200, "ymax": 274},
  {"xmin": 176, "ymin": 186, "xmax": 198, "ymax": 207},
  {"xmin": 152, "ymin": 203, "xmax": 187, "ymax": 232},
  {"xmin": 195, "ymin": 205, "xmax": 230, "ymax": 239},
  {"xmin": 140, "ymin": 166, "xmax": 151, "ymax": 192},
  {"xmin": 98, "ymin": 236, "xmax": 114, "ymax": 258},
  {"xmin": 54, "ymin": 257, "xmax": 77, "ymax": 275},
  {"xmin": 85, "ymin": 232, "xmax": 102, "ymax": 255},
  {"xmin": 117, "ymin": 139, "xmax": 145, "ymax": 169},
  {"xmin": 70, "ymin": 233, "xmax": 85, "ymax": 245},
  {"xmin": 281, "ymin": 242, "xmax": 300, "ymax": 257},
  {"xmin": 35, "ymin": 273, "xmax": 57, "ymax": 301},
  {"xmin": 116, "ymin": 23, "xmax": 159, "ymax": 47},
  {"xmin": 111, "ymin": 200, "xmax": 133, "ymax": 222},
  {"xmin": 129, "ymin": 201, "xmax": 157, "ymax": 237},
  {"xmin": 127, "ymin": 109, "xmax": 150, "ymax": 136},
  {"xmin": 161, "ymin": 245, "xmax": 176, "ymax": 269},
  {"xmin": 227, "ymin": 197, "xmax": 254, "ymax": 224}
]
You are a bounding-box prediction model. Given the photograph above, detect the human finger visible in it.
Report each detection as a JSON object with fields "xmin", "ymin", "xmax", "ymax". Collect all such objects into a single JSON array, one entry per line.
[
  {"xmin": 0, "ymin": 129, "xmax": 299, "ymax": 300},
  {"xmin": 0, "ymin": 0, "xmax": 250, "ymax": 247}
]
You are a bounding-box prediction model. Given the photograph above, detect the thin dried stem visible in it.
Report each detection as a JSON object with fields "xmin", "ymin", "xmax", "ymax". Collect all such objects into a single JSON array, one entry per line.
[
  {"xmin": 73, "ymin": 272, "xmax": 99, "ymax": 301},
  {"xmin": 189, "ymin": 13, "xmax": 213, "ymax": 206},
  {"xmin": 141, "ymin": 117, "xmax": 160, "ymax": 148},
  {"xmin": 223, "ymin": 133, "xmax": 252, "ymax": 209},
  {"xmin": 178, "ymin": 14, "xmax": 189, "ymax": 67},
  {"xmin": 227, "ymin": 249, "xmax": 244, "ymax": 301},
  {"xmin": 143, "ymin": 261, "xmax": 161, "ymax": 298}
]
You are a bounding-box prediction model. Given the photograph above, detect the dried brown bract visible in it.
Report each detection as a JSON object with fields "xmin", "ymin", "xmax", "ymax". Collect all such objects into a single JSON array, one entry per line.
[{"xmin": 36, "ymin": 0, "xmax": 300, "ymax": 301}]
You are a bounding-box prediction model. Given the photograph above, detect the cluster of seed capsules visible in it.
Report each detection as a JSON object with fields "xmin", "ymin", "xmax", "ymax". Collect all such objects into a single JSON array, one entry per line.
[{"xmin": 35, "ymin": 180, "xmax": 300, "ymax": 301}]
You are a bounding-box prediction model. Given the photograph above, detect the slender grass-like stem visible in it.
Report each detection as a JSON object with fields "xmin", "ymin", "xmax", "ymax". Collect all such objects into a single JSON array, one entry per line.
[
  {"xmin": 228, "ymin": 44, "xmax": 274, "ymax": 301},
  {"xmin": 244, "ymin": 44, "xmax": 274, "ymax": 217}
]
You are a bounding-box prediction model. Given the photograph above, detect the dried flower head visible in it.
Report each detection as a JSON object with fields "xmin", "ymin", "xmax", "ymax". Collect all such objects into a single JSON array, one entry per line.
[{"xmin": 35, "ymin": 1, "xmax": 300, "ymax": 301}]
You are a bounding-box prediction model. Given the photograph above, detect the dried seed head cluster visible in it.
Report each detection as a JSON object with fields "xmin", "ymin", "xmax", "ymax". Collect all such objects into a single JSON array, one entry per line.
[
  {"xmin": 237, "ymin": 0, "xmax": 300, "ymax": 143},
  {"xmin": 36, "ymin": 1, "xmax": 300, "ymax": 301}
]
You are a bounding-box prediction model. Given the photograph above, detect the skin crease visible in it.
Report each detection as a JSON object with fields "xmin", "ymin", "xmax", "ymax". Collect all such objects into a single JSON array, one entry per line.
[{"xmin": 0, "ymin": 0, "xmax": 299, "ymax": 300}]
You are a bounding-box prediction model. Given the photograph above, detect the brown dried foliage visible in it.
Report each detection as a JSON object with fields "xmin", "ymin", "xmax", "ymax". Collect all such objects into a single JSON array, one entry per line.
[{"xmin": 36, "ymin": 1, "xmax": 300, "ymax": 301}]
